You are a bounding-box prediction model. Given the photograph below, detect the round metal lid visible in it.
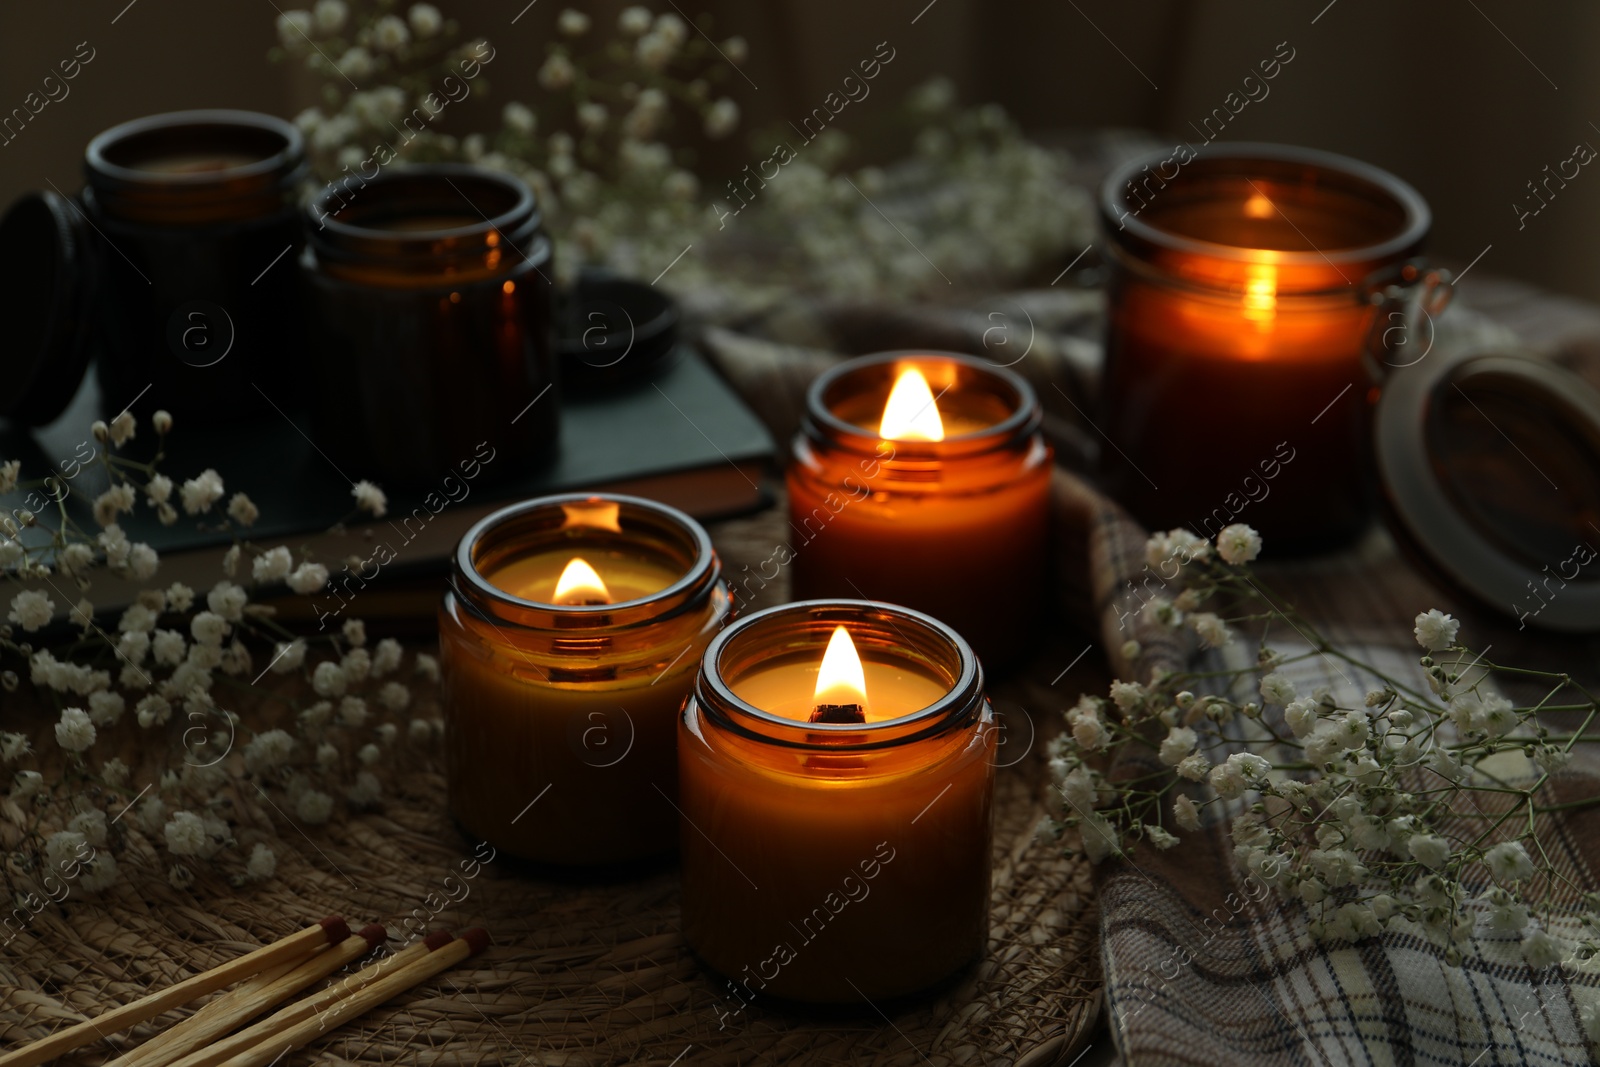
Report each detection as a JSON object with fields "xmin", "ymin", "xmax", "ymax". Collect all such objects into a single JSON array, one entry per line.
[
  {"xmin": 0, "ymin": 190, "xmax": 95, "ymax": 426},
  {"xmin": 1376, "ymin": 346, "xmax": 1600, "ymax": 632}
]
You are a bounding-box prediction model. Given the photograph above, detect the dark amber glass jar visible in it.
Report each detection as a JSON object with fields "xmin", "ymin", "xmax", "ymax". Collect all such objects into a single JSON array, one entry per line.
[
  {"xmin": 1099, "ymin": 143, "xmax": 1436, "ymax": 551},
  {"xmin": 787, "ymin": 352, "xmax": 1052, "ymax": 672},
  {"xmin": 83, "ymin": 110, "xmax": 308, "ymax": 422},
  {"xmin": 302, "ymin": 165, "xmax": 559, "ymax": 487},
  {"xmin": 440, "ymin": 493, "xmax": 731, "ymax": 865},
  {"xmin": 679, "ymin": 599, "xmax": 995, "ymax": 1003}
]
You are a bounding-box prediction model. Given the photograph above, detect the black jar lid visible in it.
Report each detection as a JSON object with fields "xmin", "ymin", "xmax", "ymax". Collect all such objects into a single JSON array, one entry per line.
[
  {"xmin": 0, "ymin": 190, "xmax": 96, "ymax": 427},
  {"xmin": 1375, "ymin": 346, "xmax": 1600, "ymax": 631}
]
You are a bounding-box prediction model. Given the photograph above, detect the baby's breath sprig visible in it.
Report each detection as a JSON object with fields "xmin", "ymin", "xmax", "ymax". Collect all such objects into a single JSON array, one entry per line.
[{"xmin": 1041, "ymin": 522, "xmax": 1600, "ymax": 979}]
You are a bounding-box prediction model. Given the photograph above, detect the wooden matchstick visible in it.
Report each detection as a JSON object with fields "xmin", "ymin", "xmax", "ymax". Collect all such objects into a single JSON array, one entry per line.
[
  {"xmin": 163, "ymin": 932, "xmax": 453, "ymax": 1067},
  {"xmin": 111, "ymin": 924, "xmax": 386, "ymax": 1067},
  {"xmin": 217, "ymin": 929, "xmax": 490, "ymax": 1067},
  {"xmin": 0, "ymin": 917, "xmax": 349, "ymax": 1067}
]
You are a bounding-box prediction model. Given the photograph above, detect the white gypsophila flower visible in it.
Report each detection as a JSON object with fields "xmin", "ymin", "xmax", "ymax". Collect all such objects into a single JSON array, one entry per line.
[
  {"xmin": 8, "ymin": 590, "xmax": 54, "ymax": 632},
  {"xmin": 337, "ymin": 695, "xmax": 368, "ymax": 728},
  {"xmin": 45, "ymin": 830, "xmax": 87, "ymax": 873},
  {"xmin": 372, "ymin": 637, "xmax": 403, "ymax": 676},
  {"xmin": 244, "ymin": 729, "xmax": 296, "ymax": 775},
  {"xmin": 151, "ymin": 629, "xmax": 186, "ymax": 667},
  {"xmin": 618, "ymin": 4, "xmax": 652, "ymax": 34},
  {"xmin": 70, "ymin": 598, "xmax": 94, "ymax": 630},
  {"xmin": 1428, "ymin": 746, "xmax": 1465, "ymax": 783},
  {"xmin": 375, "ymin": 722, "xmax": 397, "ymax": 746},
  {"xmin": 1413, "ymin": 609, "xmax": 1460, "ymax": 651},
  {"xmin": 378, "ymin": 681, "xmax": 410, "ymax": 712},
  {"xmin": 722, "ymin": 34, "xmax": 748, "ymax": 63},
  {"xmin": 101, "ymin": 757, "xmax": 128, "ymax": 787},
  {"xmin": 179, "ymin": 469, "xmax": 225, "ymax": 515},
  {"xmin": 226, "ymin": 493, "xmax": 259, "ymax": 527},
  {"xmin": 69, "ymin": 809, "xmax": 108, "ymax": 847},
  {"xmin": 287, "ymin": 562, "xmax": 328, "ymax": 594},
  {"xmin": 1080, "ymin": 813, "xmax": 1120, "ymax": 863},
  {"xmin": 0, "ymin": 459, "xmax": 18, "ymax": 494},
  {"xmin": 253, "ymin": 546, "xmax": 293, "ymax": 584},
  {"xmin": 1176, "ymin": 752, "xmax": 1210, "ymax": 782},
  {"xmin": 312, "ymin": 661, "xmax": 347, "ymax": 698},
  {"xmin": 409, "ymin": 718, "xmax": 431, "ymax": 744},
  {"xmin": 577, "ymin": 102, "xmax": 609, "ymax": 135},
  {"xmin": 276, "ymin": 9, "xmax": 312, "ymax": 48},
  {"xmin": 503, "ymin": 101, "xmax": 536, "ymax": 136},
  {"xmin": 1535, "ymin": 746, "xmax": 1572, "ymax": 775},
  {"xmin": 109, "ymin": 411, "xmax": 136, "ymax": 447},
  {"xmin": 1216, "ymin": 523, "xmax": 1263, "ymax": 565},
  {"xmin": 342, "ymin": 618, "xmax": 366, "ymax": 647},
  {"xmin": 1145, "ymin": 824, "xmax": 1179, "ymax": 850},
  {"xmin": 1485, "ymin": 840, "xmax": 1536, "ymax": 883},
  {"xmin": 166, "ymin": 582, "xmax": 194, "ymax": 613},
  {"xmin": 1190, "ymin": 612, "xmax": 1229, "ymax": 649},
  {"xmin": 313, "ymin": 0, "xmax": 347, "ymax": 30},
  {"xmin": 87, "ymin": 691, "xmax": 125, "ymax": 727},
  {"xmin": 635, "ymin": 31, "xmax": 674, "ymax": 71},
  {"xmin": 207, "ymin": 581, "xmax": 248, "ymax": 622},
  {"xmin": 57, "ymin": 542, "xmax": 93, "ymax": 577},
  {"xmin": 127, "ymin": 543, "xmax": 159, "ymax": 583},
  {"xmin": 0, "ymin": 538, "xmax": 22, "ymax": 570},
  {"xmin": 357, "ymin": 742, "xmax": 381, "ymax": 767},
  {"xmin": 1259, "ymin": 672, "xmax": 1296, "ymax": 706},
  {"xmin": 372, "ymin": 14, "xmax": 410, "ymax": 51},
  {"xmin": 1284, "ymin": 698, "xmax": 1319, "ymax": 739},
  {"xmin": 190, "ymin": 611, "xmax": 229, "ymax": 648},
  {"xmin": 299, "ymin": 701, "xmax": 333, "ymax": 731},
  {"xmin": 653, "ymin": 11, "xmax": 688, "ymax": 44},
  {"xmin": 0, "ymin": 732, "xmax": 29, "ymax": 763},
  {"xmin": 316, "ymin": 741, "xmax": 339, "ymax": 769},
  {"xmin": 135, "ymin": 694, "xmax": 172, "ymax": 729},
  {"xmin": 1522, "ymin": 930, "xmax": 1564, "ymax": 970},
  {"xmin": 1478, "ymin": 694, "xmax": 1518, "ymax": 738},
  {"xmin": 78, "ymin": 851, "xmax": 118, "ymax": 893},
  {"xmin": 538, "ymin": 52, "xmax": 576, "ymax": 90},
  {"xmin": 415, "ymin": 653, "xmax": 440, "ymax": 682},
  {"xmin": 558, "ymin": 8, "xmax": 589, "ymax": 35},
  {"xmin": 1070, "ymin": 714, "xmax": 1106, "ymax": 751},
  {"xmin": 271, "ymin": 640, "xmax": 307, "ymax": 674},
  {"xmin": 347, "ymin": 770, "xmax": 382, "ymax": 807},
  {"xmin": 92, "ymin": 484, "xmax": 135, "ymax": 528},
  {"xmin": 145, "ymin": 473, "xmax": 172, "ymax": 505},
  {"xmin": 12, "ymin": 769, "xmax": 44, "ymax": 799},
  {"xmin": 408, "ymin": 2, "xmax": 442, "ymax": 37},
  {"xmin": 1227, "ymin": 752, "xmax": 1271, "ymax": 783},
  {"xmin": 337, "ymin": 45, "xmax": 373, "ymax": 79},
  {"xmin": 1208, "ymin": 761, "xmax": 1248, "ymax": 799},
  {"xmin": 1159, "ymin": 726, "xmax": 1197, "ymax": 766},
  {"xmin": 118, "ymin": 630, "xmax": 150, "ymax": 665},
  {"xmin": 295, "ymin": 789, "xmax": 335, "ymax": 824},
  {"xmin": 1060, "ymin": 766, "xmax": 1095, "ymax": 814},
  {"xmin": 1172, "ymin": 793, "xmax": 1202, "ymax": 832},
  {"xmin": 1108, "ymin": 681, "xmax": 1144, "ymax": 713},
  {"xmin": 351, "ymin": 480, "xmax": 387, "ymax": 517},
  {"xmin": 342, "ymin": 648, "xmax": 372, "ymax": 684},
  {"xmin": 163, "ymin": 811, "xmax": 207, "ymax": 856},
  {"xmin": 704, "ymin": 98, "xmax": 739, "ymax": 139},
  {"xmin": 55, "ymin": 707, "xmax": 96, "ymax": 753},
  {"xmin": 1408, "ymin": 833, "xmax": 1452, "ymax": 870},
  {"xmin": 663, "ymin": 169, "xmax": 698, "ymax": 201},
  {"xmin": 246, "ymin": 843, "xmax": 277, "ymax": 881}
]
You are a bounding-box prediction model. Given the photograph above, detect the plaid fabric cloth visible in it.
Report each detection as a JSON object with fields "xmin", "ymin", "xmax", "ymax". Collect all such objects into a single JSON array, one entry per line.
[{"xmin": 693, "ymin": 287, "xmax": 1600, "ymax": 1066}]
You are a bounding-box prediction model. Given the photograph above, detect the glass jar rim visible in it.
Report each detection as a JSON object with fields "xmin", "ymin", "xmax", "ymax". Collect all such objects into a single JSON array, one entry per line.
[
  {"xmin": 85, "ymin": 109, "xmax": 305, "ymax": 190},
  {"xmin": 1100, "ymin": 142, "xmax": 1430, "ymax": 271},
  {"xmin": 802, "ymin": 350, "xmax": 1042, "ymax": 460},
  {"xmin": 693, "ymin": 599, "xmax": 985, "ymax": 751},
  {"xmin": 452, "ymin": 493, "xmax": 719, "ymax": 632},
  {"xmin": 309, "ymin": 163, "xmax": 537, "ymax": 246}
]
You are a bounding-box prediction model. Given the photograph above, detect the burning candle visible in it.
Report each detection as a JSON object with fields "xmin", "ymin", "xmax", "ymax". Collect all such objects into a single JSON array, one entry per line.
[
  {"xmin": 440, "ymin": 494, "xmax": 731, "ymax": 865},
  {"xmin": 786, "ymin": 352, "xmax": 1052, "ymax": 671},
  {"xmin": 679, "ymin": 600, "xmax": 995, "ymax": 1004},
  {"xmin": 1098, "ymin": 143, "xmax": 1438, "ymax": 550}
]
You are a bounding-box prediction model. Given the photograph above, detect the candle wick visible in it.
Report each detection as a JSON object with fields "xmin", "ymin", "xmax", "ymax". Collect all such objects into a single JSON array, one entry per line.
[{"xmin": 809, "ymin": 703, "xmax": 865, "ymax": 724}]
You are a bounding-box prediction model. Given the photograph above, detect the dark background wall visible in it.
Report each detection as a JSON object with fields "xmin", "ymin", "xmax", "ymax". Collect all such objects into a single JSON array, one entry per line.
[{"xmin": 4, "ymin": 0, "xmax": 1597, "ymax": 300}]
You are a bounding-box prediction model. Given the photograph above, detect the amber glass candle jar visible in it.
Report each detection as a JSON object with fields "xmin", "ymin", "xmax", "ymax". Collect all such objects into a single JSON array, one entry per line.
[
  {"xmin": 787, "ymin": 352, "xmax": 1052, "ymax": 672},
  {"xmin": 1099, "ymin": 143, "xmax": 1436, "ymax": 551},
  {"xmin": 680, "ymin": 599, "xmax": 995, "ymax": 1005},
  {"xmin": 440, "ymin": 494, "xmax": 731, "ymax": 865},
  {"xmin": 83, "ymin": 110, "xmax": 308, "ymax": 422},
  {"xmin": 302, "ymin": 164, "xmax": 558, "ymax": 486}
]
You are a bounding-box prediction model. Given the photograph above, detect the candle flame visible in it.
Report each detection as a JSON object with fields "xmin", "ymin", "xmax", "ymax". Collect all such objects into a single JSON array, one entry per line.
[
  {"xmin": 1242, "ymin": 263, "xmax": 1277, "ymax": 325},
  {"xmin": 878, "ymin": 367, "xmax": 945, "ymax": 442},
  {"xmin": 553, "ymin": 556, "xmax": 612, "ymax": 605},
  {"xmin": 813, "ymin": 625, "xmax": 868, "ymax": 712}
]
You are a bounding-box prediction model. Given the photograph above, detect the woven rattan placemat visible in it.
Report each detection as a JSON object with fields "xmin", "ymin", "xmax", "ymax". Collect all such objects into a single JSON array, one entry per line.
[{"xmin": 0, "ymin": 504, "xmax": 1101, "ymax": 1066}]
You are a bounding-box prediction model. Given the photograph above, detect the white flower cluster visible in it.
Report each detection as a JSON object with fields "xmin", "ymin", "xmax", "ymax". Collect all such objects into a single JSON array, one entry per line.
[{"xmin": 1035, "ymin": 521, "xmax": 1600, "ymax": 970}]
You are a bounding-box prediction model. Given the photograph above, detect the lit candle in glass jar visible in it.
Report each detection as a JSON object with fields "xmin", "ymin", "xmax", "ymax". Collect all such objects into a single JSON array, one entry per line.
[
  {"xmin": 1099, "ymin": 143, "xmax": 1441, "ymax": 550},
  {"xmin": 787, "ymin": 352, "xmax": 1052, "ymax": 671},
  {"xmin": 679, "ymin": 600, "xmax": 995, "ymax": 1005},
  {"xmin": 440, "ymin": 494, "xmax": 731, "ymax": 865}
]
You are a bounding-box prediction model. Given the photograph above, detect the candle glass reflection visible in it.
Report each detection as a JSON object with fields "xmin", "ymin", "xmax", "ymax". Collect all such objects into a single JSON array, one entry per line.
[
  {"xmin": 440, "ymin": 494, "xmax": 730, "ymax": 865},
  {"xmin": 1099, "ymin": 143, "xmax": 1434, "ymax": 550},
  {"xmin": 679, "ymin": 599, "xmax": 995, "ymax": 1004},
  {"xmin": 787, "ymin": 352, "xmax": 1052, "ymax": 671}
]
